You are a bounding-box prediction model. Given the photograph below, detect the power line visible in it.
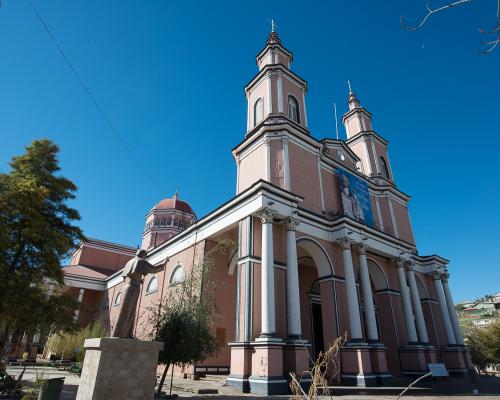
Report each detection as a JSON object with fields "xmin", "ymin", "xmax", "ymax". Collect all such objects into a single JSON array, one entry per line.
[{"xmin": 27, "ymin": 0, "xmax": 160, "ymax": 189}]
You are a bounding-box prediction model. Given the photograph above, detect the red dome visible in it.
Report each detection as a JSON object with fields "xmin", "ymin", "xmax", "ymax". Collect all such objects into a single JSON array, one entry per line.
[{"xmin": 155, "ymin": 194, "xmax": 195, "ymax": 215}]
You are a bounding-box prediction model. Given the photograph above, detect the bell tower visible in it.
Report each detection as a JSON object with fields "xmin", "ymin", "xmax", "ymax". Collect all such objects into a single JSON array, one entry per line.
[
  {"xmin": 245, "ymin": 23, "xmax": 308, "ymax": 134},
  {"xmin": 342, "ymin": 86, "xmax": 394, "ymax": 182}
]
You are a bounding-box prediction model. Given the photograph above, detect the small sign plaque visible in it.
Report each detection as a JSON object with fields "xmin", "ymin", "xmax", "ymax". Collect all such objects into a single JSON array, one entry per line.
[{"xmin": 428, "ymin": 363, "xmax": 449, "ymax": 377}]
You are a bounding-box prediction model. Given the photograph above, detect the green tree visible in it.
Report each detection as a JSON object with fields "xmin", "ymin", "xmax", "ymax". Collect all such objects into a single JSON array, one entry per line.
[
  {"xmin": 481, "ymin": 322, "xmax": 500, "ymax": 363},
  {"xmin": 466, "ymin": 322, "xmax": 500, "ymax": 373},
  {"xmin": 150, "ymin": 240, "xmax": 234, "ymax": 395},
  {"xmin": 0, "ymin": 140, "xmax": 84, "ymax": 349},
  {"xmin": 467, "ymin": 327, "xmax": 490, "ymax": 373}
]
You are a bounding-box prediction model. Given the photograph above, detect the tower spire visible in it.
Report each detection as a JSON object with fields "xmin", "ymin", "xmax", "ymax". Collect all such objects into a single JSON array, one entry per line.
[
  {"xmin": 346, "ymin": 80, "xmax": 361, "ymax": 111},
  {"xmin": 347, "ymin": 79, "xmax": 353, "ymax": 94}
]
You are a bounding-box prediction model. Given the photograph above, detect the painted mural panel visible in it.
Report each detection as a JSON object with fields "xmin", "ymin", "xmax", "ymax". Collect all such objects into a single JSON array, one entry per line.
[{"xmin": 337, "ymin": 168, "xmax": 374, "ymax": 227}]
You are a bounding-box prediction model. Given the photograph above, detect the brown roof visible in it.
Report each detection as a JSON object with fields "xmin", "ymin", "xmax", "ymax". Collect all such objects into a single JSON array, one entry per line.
[{"xmin": 63, "ymin": 265, "xmax": 114, "ymax": 280}]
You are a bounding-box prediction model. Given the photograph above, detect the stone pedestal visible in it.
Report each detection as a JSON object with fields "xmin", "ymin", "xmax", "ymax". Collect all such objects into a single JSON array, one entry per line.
[
  {"xmin": 249, "ymin": 338, "xmax": 287, "ymax": 395},
  {"xmin": 283, "ymin": 340, "xmax": 312, "ymax": 391},
  {"xmin": 440, "ymin": 346, "xmax": 468, "ymax": 375},
  {"xmin": 341, "ymin": 343, "xmax": 391, "ymax": 386},
  {"xmin": 226, "ymin": 342, "xmax": 253, "ymax": 393},
  {"xmin": 283, "ymin": 340, "xmax": 310, "ymax": 376},
  {"xmin": 423, "ymin": 346, "xmax": 439, "ymax": 364},
  {"xmin": 399, "ymin": 345, "xmax": 428, "ymax": 375},
  {"xmin": 76, "ymin": 337, "xmax": 163, "ymax": 400},
  {"xmin": 368, "ymin": 345, "xmax": 392, "ymax": 384}
]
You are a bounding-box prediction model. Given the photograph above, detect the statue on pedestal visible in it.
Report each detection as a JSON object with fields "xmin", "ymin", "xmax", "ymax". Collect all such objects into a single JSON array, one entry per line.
[{"xmin": 111, "ymin": 249, "xmax": 163, "ymax": 338}]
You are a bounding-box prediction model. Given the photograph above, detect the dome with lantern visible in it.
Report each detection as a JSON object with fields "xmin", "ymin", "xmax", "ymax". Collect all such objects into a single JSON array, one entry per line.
[{"xmin": 141, "ymin": 191, "xmax": 196, "ymax": 250}]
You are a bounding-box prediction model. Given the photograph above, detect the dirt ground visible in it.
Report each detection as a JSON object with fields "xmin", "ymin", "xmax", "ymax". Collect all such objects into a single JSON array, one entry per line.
[{"xmin": 6, "ymin": 365, "xmax": 500, "ymax": 400}]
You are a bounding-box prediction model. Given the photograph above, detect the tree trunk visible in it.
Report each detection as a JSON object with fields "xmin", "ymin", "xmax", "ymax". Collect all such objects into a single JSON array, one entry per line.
[
  {"xmin": 157, "ymin": 362, "xmax": 170, "ymax": 395},
  {"xmin": 169, "ymin": 365, "xmax": 175, "ymax": 396}
]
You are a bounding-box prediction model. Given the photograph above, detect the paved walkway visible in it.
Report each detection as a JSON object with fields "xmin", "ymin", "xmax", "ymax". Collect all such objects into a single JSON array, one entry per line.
[{"xmin": 6, "ymin": 365, "xmax": 500, "ymax": 400}]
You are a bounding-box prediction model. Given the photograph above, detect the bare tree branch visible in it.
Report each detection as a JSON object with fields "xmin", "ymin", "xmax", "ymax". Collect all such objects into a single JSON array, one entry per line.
[
  {"xmin": 400, "ymin": 0, "xmax": 474, "ymax": 30},
  {"xmin": 401, "ymin": 0, "xmax": 500, "ymax": 53},
  {"xmin": 477, "ymin": 0, "xmax": 500, "ymax": 53}
]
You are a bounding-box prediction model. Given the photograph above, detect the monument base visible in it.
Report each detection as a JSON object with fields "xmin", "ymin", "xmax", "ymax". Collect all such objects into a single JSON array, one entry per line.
[{"xmin": 76, "ymin": 337, "xmax": 163, "ymax": 400}]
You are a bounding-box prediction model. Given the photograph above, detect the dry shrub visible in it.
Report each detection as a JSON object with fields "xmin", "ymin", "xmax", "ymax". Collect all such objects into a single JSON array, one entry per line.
[{"xmin": 290, "ymin": 332, "xmax": 347, "ymax": 400}]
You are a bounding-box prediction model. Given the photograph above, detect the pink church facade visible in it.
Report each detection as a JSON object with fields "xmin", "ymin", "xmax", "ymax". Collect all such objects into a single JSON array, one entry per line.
[{"xmin": 62, "ymin": 29, "xmax": 472, "ymax": 394}]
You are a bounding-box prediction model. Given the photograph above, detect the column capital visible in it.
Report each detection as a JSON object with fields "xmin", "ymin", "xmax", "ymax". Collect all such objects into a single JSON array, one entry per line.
[
  {"xmin": 338, "ymin": 238, "xmax": 353, "ymax": 250},
  {"xmin": 285, "ymin": 217, "xmax": 300, "ymax": 231},
  {"xmin": 263, "ymin": 137, "xmax": 271, "ymax": 146},
  {"xmin": 441, "ymin": 271, "xmax": 450, "ymax": 283},
  {"xmin": 431, "ymin": 271, "xmax": 442, "ymax": 281},
  {"xmin": 281, "ymin": 137, "xmax": 289, "ymax": 146},
  {"xmin": 404, "ymin": 261, "xmax": 415, "ymax": 272},
  {"xmin": 258, "ymin": 208, "xmax": 275, "ymax": 224},
  {"xmin": 358, "ymin": 243, "xmax": 368, "ymax": 255},
  {"xmin": 394, "ymin": 258, "xmax": 406, "ymax": 268}
]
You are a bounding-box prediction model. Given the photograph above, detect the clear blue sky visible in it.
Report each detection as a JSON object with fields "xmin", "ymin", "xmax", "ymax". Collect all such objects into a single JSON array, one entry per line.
[{"xmin": 0, "ymin": 1, "xmax": 499, "ymax": 302}]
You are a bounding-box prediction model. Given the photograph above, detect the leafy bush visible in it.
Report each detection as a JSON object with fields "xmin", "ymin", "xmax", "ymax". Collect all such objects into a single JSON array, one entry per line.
[{"xmin": 46, "ymin": 320, "xmax": 106, "ymax": 362}]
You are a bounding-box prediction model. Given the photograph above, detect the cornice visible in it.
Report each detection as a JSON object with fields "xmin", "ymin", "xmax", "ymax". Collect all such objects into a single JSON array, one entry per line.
[
  {"xmin": 146, "ymin": 179, "xmax": 304, "ymax": 260},
  {"xmin": 255, "ymin": 42, "xmax": 293, "ymax": 63},
  {"xmin": 342, "ymin": 107, "xmax": 373, "ymax": 123},
  {"xmin": 346, "ymin": 130, "xmax": 389, "ymax": 146},
  {"xmin": 233, "ymin": 123, "xmax": 411, "ymax": 203},
  {"xmin": 244, "ymin": 64, "xmax": 307, "ymax": 93},
  {"xmin": 320, "ymin": 138, "xmax": 360, "ymax": 163}
]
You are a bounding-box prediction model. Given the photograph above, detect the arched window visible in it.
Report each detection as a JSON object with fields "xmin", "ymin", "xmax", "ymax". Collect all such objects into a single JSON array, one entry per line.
[
  {"xmin": 288, "ymin": 95, "xmax": 300, "ymax": 123},
  {"xmin": 379, "ymin": 156, "xmax": 390, "ymax": 179},
  {"xmin": 170, "ymin": 264, "xmax": 185, "ymax": 286},
  {"xmin": 146, "ymin": 276, "xmax": 158, "ymax": 294},
  {"xmin": 113, "ymin": 291, "xmax": 122, "ymax": 307},
  {"xmin": 254, "ymin": 98, "xmax": 263, "ymax": 125}
]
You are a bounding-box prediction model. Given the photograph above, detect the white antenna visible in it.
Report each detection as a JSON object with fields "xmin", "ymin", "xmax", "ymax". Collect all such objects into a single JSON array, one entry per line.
[
  {"xmin": 347, "ymin": 80, "xmax": 353, "ymax": 94},
  {"xmin": 333, "ymin": 102, "xmax": 339, "ymax": 140}
]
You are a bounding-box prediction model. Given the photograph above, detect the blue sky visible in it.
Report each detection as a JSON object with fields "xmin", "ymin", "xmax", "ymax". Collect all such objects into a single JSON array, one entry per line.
[{"xmin": 0, "ymin": 1, "xmax": 498, "ymax": 302}]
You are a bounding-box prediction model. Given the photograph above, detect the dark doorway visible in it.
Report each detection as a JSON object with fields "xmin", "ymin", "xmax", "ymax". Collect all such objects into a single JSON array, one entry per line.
[{"xmin": 311, "ymin": 302, "xmax": 324, "ymax": 360}]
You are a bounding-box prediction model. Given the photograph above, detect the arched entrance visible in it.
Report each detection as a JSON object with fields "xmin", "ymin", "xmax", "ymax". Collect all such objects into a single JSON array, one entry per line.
[{"xmin": 296, "ymin": 238, "xmax": 336, "ymax": 363}]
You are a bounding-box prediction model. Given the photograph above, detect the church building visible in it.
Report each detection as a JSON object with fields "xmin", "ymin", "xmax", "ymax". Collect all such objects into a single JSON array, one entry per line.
[{"xmin": 62, "ymin": 27, "xmax": 472, "ymax": 394}]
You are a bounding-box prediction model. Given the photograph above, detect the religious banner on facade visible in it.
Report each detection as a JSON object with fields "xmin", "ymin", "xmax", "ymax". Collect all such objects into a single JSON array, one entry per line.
[{"xmin": 337, "ymin": 168, "xmax": 374, "ymax": 227}]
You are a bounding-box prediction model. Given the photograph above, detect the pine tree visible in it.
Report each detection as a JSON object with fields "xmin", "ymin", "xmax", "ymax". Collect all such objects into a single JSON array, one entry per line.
[{"xmin": 0, "ymin": 140, "xmax": 84, "ymax": 347}]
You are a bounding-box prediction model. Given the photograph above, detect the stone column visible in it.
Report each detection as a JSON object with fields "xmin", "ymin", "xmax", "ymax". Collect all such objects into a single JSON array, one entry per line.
[
  {"xmin": 259, "ymin": 209, "xmax": 275, "ymax": 337},
  {"xmin": 286, "ymin": 218, "xmax": 301, "ymax": 338},
  {"xmin": 358, "ymin": 245, "xmax": 378, "ymax": 342},
  {"xmin": 340, "ymin": 239, "xmax": 364, "ymax": 341},
  {"xmin": 396, "ymin": 260, "xmax": 418, "ymax": 344},
  {"xmin": 406, "ymin": 263, "xmax": 429, "ymax": 344},
  {"xmin": 432, "ymin": 272, "xmax": 456, "ymax": 346},
  {"xmin": 442, "ymin": 272, "xmax": 464, "ymax": 345}
]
